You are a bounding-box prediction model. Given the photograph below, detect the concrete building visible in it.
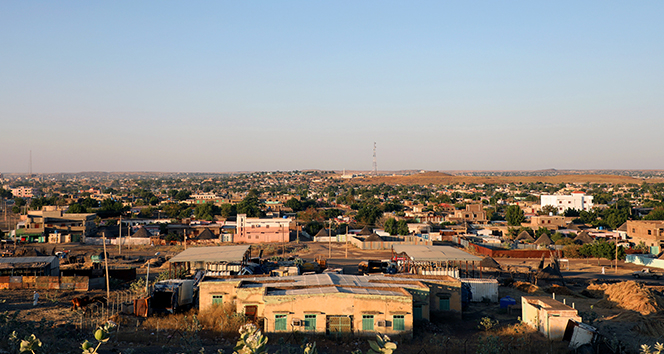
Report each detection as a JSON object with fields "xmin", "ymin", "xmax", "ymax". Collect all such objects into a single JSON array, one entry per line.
[
  {"xmin": 528, "ymin": 215, "xmax": 566, "ymax": 230},
  {"xmin": 522, "ymin": 296, "xmax": 581, "ymax": 340},
  {"xmin": 199, "ymin": 273, "xmax": 463, "ymax": 336},
  {"xmin": 626, "ymin": 220, "xmax": 664, "ymax": 250},
  {"xmin": 541, "ymin": 192, "xmax": 593, "ymax": 214},
  {"xmin": 15, "ymin": 209, "xmax": 96, "ymax": 241},
  {"xmin": 10, "ymin": 186, "xmax": 40, "ymax": 198},
  {"xmin": 233, "ymin": 214, "xmax": 291, "ymax": 244},
  {"xmin": 447, "ymin": 204, "xmax": 487, "ymax": 224}
]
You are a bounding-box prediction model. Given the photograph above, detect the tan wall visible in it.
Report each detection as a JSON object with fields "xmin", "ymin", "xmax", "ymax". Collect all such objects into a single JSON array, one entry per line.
[
  {"xmin": 261, "ymin": 292, "xmax": 413, "ymax": 336},
  {"xmin": 530, "ymin": 216, "xmax": 566, "ymax": 229}
]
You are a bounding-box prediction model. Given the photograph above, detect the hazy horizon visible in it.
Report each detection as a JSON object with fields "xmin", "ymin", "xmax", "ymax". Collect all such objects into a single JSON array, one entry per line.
[{"xmin": 2, "ymin": 2, "xmax": 663, "ymax": 173}]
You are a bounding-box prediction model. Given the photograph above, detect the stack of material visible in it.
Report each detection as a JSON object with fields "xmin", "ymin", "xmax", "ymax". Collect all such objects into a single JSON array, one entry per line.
[{"xmin": 588, "ymin": 281, "xmax": 664, "ymax": 315}]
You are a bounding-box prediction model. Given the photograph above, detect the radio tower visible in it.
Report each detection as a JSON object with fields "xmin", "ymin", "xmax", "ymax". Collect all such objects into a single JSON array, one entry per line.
[{"xmin": 372, "ymin": 142, "xmax": 377, "ymax": 176}]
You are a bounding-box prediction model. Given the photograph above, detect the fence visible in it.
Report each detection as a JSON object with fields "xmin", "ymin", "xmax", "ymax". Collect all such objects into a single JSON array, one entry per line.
[
  {"xmin": 452, "ymin": 236, "xmax": 558, "ymax": 259},
  {"xmin": 77, "ymin": 288, "xmax": 149, "ymax": 330},
  {"xmin": 626, "ymin": 254, "xmax": 664, "ymax": 269}
]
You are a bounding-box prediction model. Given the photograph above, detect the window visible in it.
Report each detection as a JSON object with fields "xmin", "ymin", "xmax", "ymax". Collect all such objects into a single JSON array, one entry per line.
[
  {"xmin": 275, "ymin": 314, "xmax": 287, "ymax": 331},
  {"xmin": 304, "ymin": 314, "xmax": 316, "ymax": 331},
  {"xmin": 392, "ymin": 315, "xmax": 405, "ymax": 331},
  {"xmin": 649, "ymin": 230, "xmax": 652, "ymax": 235},
  {"xmin": 212, "ymin": 295, "xmax": 223, "ymax": 306},
  {"xmin": 362, "ymin": 315, "xmax": 374, "ymax": 331}
]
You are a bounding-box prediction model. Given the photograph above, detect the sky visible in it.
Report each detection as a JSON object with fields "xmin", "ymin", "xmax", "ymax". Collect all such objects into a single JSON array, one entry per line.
[{"xmin": 1, "ymin": 1, "xmax": 663, "ymax": 173}]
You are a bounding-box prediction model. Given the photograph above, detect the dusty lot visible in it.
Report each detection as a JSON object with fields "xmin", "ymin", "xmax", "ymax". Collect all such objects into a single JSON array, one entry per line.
[{"xmin": 2, "ymin": 242, "xmax": 664, "ymax": 353}]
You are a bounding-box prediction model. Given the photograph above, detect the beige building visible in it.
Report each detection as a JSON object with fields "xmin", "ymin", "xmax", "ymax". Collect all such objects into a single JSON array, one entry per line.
[
  {"xmin": 447, "ymin": 204, "xmax": 487, "ymax": 224},
  {"xmin": 199, "ymin": 273, "xmax": 462, "ymax": 336},
  {"xmin": 626, "ymin": 220, "xmax": 664, "ymax": 248},
  {"xmin": 528, "ymin": 215, "xmax": 566, "ymax": 230},
  {"xmin": 522, "ymin": 296, "xmax": 581, "ymax": 340},
  {"xmin": 16, "ymin": 208, "xmax": 96, "ymax": 240}
]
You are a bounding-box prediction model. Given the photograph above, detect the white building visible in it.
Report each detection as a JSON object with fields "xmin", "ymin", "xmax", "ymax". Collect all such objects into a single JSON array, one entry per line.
[{"xmin": 541, "ymin": 192, "xmax": 593, "ymax": 213}]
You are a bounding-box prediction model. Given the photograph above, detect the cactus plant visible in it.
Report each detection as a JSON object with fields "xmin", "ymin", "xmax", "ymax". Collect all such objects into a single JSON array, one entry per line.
[
  {"xmin": 233, "ymin": 324, "xmax": 268, "ymax": 354},
  {"xmin": 367, "ymin": 334, "xmax": 397, "ymax": 354}
]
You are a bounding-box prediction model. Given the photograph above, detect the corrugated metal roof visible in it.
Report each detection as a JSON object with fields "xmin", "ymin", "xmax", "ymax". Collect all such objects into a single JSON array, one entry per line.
[
  {"xmin": 266, "ymin": 286, "xmax": 404, "ymax": 296},
  {"xmin": 169, "ymin": 245, "xmax": 250, "ymax": 263},
  {"xmin": 0, "ymin": 256, "xmax": 57, "ymax": 264},
  {"xmin": 392, "ymin": 245, "xmax": 482, "ymax": 262}
]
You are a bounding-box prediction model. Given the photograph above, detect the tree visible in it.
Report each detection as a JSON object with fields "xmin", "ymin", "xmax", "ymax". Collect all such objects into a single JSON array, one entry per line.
[
  {"xmin": 0, "ymin": 188, "xmax": 13, "ymax": 199},
  {"xmin": 644, "ymin": 207, "xmax": 664, "ymax": 221},
  {"xmin": 237, "ymin": 190, "xmax": 263, "ymax": 217},
  {"xmin": 396, "ymin": 219, "xmax": 409, "ymax": 235},
  {"xmin": 356, "ymin": 204, "xmax": 382, "ymax": 225},
  {"xmin": 66, "ymin": 203, "xmax": 87, "ymax": 213},
  {"xmin": 285, "ymin": 197, "xmax": 303, "ymax": 212},
  {"xmin": 538, "ymin": 205, "xmax": 558, "ymax": 216},
  {"xmin": 174, "ymin": 190, "xmax": 191, "ymax": 201},
  {"xmin": 505, "ymin": 205, "xmax": 525, "ymax": 226},
  {"xmin": 384, "ymin": 218, "xmax": 397, "ymax": 235},
  {"xmin": 220, "ymin": 203, "xmax": 237, "ymax": 218},
  {"xmin": 564, "ymin": 208, "xmax": 581, "ymax": 217},
  {"xmin": 194, "ymin": 203, "xmax": 220, "ymax": 221}
]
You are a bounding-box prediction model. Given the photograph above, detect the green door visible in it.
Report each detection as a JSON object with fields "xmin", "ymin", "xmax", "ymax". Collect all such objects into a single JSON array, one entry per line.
[
  {"xmin": 439, "ymin": 297, "xmax": 450, "ymax": 311},
  {"xmin": 304, "ymin": 314, "xmax": 316, "ymax": 331},
  {"xmin": 392, "ymin": 315, "xmax": 405, "ymax": 331},
  {"xmin": 413, "ymin": 305, "xmax": 422, "ymax": 320},
  {"xmin": 212, "ymin": 295, "xmax": 223, "ymax": 306},
  {"xmin": 362, "ymin": 315, "xmax": 374, "ymax": 331},
  {"xmin": 275, "ymin": 315, "xmax": 287, "ymax": 331}
]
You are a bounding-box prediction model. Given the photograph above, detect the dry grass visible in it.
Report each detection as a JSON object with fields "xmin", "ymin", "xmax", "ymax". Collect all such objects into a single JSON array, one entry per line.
[
  {"xmin": 544, "ymin": 284, "xmax": 580, "ymax": 297},
  {"xmin": 139, "ymin": 303, "xmax": 248, "ymax": 335},
  {"xmin": 588, "ymin": 281, "xmax": 664, "ymax": 315},
  {"xmin": 513, "ymin": 281, "xmax": 543, "ymax": 294},
  {"xmin": 198, "ymin": 303, "xmax": 247, "ymax": 334}
]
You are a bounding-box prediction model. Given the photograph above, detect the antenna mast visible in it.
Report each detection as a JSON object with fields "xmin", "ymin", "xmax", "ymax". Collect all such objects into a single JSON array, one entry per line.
[{"xmin": 372, "ymin": 142, "xmax": 377, "ymax": 176}]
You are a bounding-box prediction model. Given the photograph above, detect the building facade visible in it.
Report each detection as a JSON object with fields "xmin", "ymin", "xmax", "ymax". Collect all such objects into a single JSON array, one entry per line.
[
  {"xmin": 626, "ymin": 220, "xmax": 664, "ymax": 249},
  {"xmin": 233, "ymin": 214, "xmax": 292, "ymax": 243},
  {"xmin": 199, "ymin": 273, "xmax": 463, "ymax": 336},
  {"xmin": 540, "ymin": 192, "xmax": 593, "ymax": 213}
]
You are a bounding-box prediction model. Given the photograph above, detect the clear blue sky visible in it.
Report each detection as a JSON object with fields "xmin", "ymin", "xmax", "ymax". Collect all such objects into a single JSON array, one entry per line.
[{"xmin": 1, "ymin": 1, "xmax": 663, "ymax": 173}]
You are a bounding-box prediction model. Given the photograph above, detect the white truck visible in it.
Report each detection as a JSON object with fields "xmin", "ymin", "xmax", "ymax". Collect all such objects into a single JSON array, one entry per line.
[{"xmin": 632, "ymin": 268, "xmax": 662, "ymax": 279}]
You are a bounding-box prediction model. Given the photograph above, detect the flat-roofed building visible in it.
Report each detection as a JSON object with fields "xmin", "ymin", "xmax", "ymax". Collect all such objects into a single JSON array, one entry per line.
[
  {"xmin": 199, "ymin": 273, "xmax": 463, "ymax": 336},
  {"xmin": 626, "ymin": 220, "xmax": 664, "ymax": 249},
  {"xmin": 522, "ymin": 296, "xmax": 581, "ymax": 340},
  {"xmin": 541, "ymin": 192, "xmax": 593, "ymax": 214}
]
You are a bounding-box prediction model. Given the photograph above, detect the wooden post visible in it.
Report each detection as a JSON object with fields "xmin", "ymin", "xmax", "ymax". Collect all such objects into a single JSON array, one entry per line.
[{"xmin": 102, "ymin": 232, "xmax": 110, "ymax": 309}]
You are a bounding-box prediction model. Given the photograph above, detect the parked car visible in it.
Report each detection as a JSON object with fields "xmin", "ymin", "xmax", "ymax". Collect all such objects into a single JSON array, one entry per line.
[{"xmin": 632, "ymin": 268, "xmax": 662, "ymax": 279}]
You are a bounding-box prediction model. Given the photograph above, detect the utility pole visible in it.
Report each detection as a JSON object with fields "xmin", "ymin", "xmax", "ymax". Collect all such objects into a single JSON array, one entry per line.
[
  {"xmin": 118, "ymin": 215, "xmax": 122, "ymax": 255},
  {"xmin": 345, "ymin": 224, "xmax": 348, "ymax": 259},
  {"xmin": 615, "ymin": 234, "xmax": 619, "ymax": 274},
  {"xmin": 328, "ymin": 220, "xmax": 332, "ymax": 259},
  {"xmin": 102, "ymin": 231, "xmax": 110, "ymax": 304}
]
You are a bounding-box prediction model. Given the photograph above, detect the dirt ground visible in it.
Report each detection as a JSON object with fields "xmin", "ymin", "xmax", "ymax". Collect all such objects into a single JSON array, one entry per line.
[{"xmin": 2, "ymin": 242, "xmax": 664, "ymax": 353}]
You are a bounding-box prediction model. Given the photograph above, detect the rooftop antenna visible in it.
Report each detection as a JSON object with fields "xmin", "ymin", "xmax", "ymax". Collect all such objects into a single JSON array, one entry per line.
[{"xmin": 372, "ymin": 142, "xmax": 377, "ymax": 176}]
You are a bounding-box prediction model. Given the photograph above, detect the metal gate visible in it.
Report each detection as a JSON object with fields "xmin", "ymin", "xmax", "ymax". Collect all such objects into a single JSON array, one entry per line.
[{"xmin": 326, "ymin": 315, "xmax": 352, "ymax": 334}]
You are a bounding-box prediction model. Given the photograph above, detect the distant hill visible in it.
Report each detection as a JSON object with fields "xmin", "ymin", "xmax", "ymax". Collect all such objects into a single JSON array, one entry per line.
[{"xmin": 350, "ymin": 174, "xmax": 664, "ymax": 185}]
